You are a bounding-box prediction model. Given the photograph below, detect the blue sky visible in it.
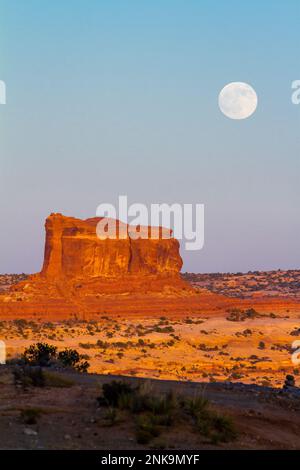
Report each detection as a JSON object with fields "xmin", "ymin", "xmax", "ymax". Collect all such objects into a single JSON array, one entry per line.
[{"xmin": 0, "ymin": 0, "xmax": 299, "ymax": 273}]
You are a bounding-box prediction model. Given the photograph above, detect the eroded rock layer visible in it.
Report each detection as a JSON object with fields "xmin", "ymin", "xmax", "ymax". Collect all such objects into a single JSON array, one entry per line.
[
  {"xmin": 0, "ymin": 213, "xmax": 193, "ymax": 319},
  {"xmin": 1, "ymin": 214, "xmax": 299, "ymax": 321},
  {"xmin": 41, "ymin": 213, "xmax": 183, "ymax": 280}
]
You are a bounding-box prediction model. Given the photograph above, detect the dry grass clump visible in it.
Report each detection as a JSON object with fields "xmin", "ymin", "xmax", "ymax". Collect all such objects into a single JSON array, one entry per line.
[{"xmin": 96, "ymin": 380, "xmax": 237, "ymax": 446}]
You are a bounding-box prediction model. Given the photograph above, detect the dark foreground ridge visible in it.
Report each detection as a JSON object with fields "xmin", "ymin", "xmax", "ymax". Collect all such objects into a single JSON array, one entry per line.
[{"xmin": 0, "ymin": 365, "xmax": 299, "ymax": 450}]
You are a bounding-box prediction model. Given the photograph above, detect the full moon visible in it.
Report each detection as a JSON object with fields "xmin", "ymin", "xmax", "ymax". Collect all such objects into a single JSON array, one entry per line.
[{"xmin": 218, "ymin": 82, "xmax": 258, "ymax": 120}]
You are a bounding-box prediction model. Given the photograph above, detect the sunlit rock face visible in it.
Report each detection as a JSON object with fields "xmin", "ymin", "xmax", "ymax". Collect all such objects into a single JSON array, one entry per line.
[
  {"xmin": 1, "ymin": 213, "xmax": 299, "ymax": 322},
  {"xmin": 41, "ymin": 213, "xmax": 183, "ymax": 280},
  {"xmin": 0, "ymin": 213, "xmax": 194, "ymax": 319}
]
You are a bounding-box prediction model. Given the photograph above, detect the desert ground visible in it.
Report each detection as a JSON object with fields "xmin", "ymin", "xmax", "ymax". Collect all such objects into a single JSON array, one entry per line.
[
  {"xmin": 0, "ymin": 366, "xmax": 299, "ymax": 450},
  {"xmin": 1, "ymin": 271, "xmax": 300, "ymax": 450},
  {"xmin": 1, "ymin": 272, "xmax": 300, "ymax": 388},
  {"xmin": 2, "ymin": 314, "xmax": 299, "ymax": 388}
]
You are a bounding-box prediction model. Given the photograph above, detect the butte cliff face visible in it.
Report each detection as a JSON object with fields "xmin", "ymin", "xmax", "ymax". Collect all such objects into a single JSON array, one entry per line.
[
  {"xmin": 0, "ymin": 213, "xmax": 201, "ymax": 320},
  {"xmin": 41, "ymin": 213, "xmax": 183, "ymax": 280},
  {"xmin": 0, "ymin": 214, "xmax": 264, "ymax": 320}
]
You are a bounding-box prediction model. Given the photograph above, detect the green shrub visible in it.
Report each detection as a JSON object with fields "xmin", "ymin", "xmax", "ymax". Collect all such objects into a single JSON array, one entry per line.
[
  {"xmin": 148, "ymin": 391, "xmax": 177, "ymax": 416},
  {"xmin": 95, "ymin": 380, "xmax": 238, "ymax": 446},
  {"xmin": 117, "ymin": 391, "xmax": 134, "ymax": 410},
  {"xmin": 58, "ymin": 348, "xmax": 80, "ymax": 367},
  {"xmin": 184, "ymin": 394, "xmax": 209, "ymax": 417},
  {"xmin": 195, "ymin": 408, "xmax": 237, "ymax": 444},
  {"xmin": 22, "ymin": 343, "xmax": 89, "ymax": 372},
  {"xmin": 135, "ymin": 414, "xmax": 161, "ymax": 444},
  {"xmin": 98, "ymin": 380, "xmax": 136, "ymax": 407},
  {"xmin": 58, "ymin": 348, "xmax": 90, "ymax": 372},
  {"xmin": 23, "ymin": 343, "xmax": 57, "ymax": 367}
]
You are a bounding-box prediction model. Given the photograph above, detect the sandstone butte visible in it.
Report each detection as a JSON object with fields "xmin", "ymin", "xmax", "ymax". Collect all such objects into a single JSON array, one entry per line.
[
  {"xmin": 41, "ymin": 213, "xmax": 183, "ymax": 280},
  {"xmin": 0, "ymin": 213, "xmax": 298, "ymax": 321}
]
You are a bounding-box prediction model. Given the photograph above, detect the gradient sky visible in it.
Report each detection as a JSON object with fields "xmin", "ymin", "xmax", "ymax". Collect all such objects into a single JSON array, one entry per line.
[{"xmin": 0, "ymin": 0, "xmax": 299, "ymax": 274}]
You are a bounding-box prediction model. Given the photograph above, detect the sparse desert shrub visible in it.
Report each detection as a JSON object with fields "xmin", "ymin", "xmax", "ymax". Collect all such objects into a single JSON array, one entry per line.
[
  {"xmin": 96, "ymin": 340, "xmax": 109, "ymax": 349},
  {"xmin": 226, "ymin": 308, "xmax": 260, "ymax": 322},
  {"xmin": 117, "ymin": 391, "xmax": 134, "ymax": 410},
  {"xmin": 58, "ymin": 348, "xmax": 80, "ymax": 367},
  {"xmin": 98, "ymin": 380, "xmax": 178, "ymax": 419},
  {"xmin": 230, "ymin": 372, "xmax": 243, "ymax": 380},
  {"xmin": 44, "ymin": 371, "xmax": 75, "ymax": 388},
  {"xmin": 20, "ymin": 408, "xmax": 42, "ymax": 425},
  {"xmin": 58, "ymin": 348, "xmax": 90, "ymax": 372},
  {"xmin": 23, "ymin": 343, "xmax": 57, "ymax": 367},
  {"xmin": 198, "ymin": 344, "xmax": 219, "ymax": 352},
  {"xmin": 290, "ymin": 328, "xmax": 300, "ymax": 337},
  {"xmin": 153, "ymin": 325, "xmax": 175, "ymax": 334},
  {"xmin": 135, "ymin": 414, "xmax": 161, "ymax": 444},
  {"xmin": 207, "ymin": 413, "xmax": 237, "ymax": 444},
  {"xmin": 195, "ymin": 406, "xmax": 237, "ymax": 444},
  {"xmin": 79, "ymin": 342, "xmax": 97, "ymax": 349},
  {"xmin": 80, "ymin": 353, "xmax": 90, "ymax": 360},
  {"xmin": 126, "ymin": 387, "xmax": 177, "ymax": 418},
  {"xmin": 104, "ymin": 407, "xmax": 118, "ymax": 426},
  {"xmin": 184, "ymin": 394, "xmax": 209, "ymax": 417},
  {"xmin": 226, "ymin": 308, "xmax": 244, "ymax": 322},
  {"xmin": 22, "ymin": 343, "xmax": 89, "ymax": 373},
  {"xmin": 47, "ymin": 334, "xmax": 56, "ymax": 340},
  {"xmin": 260, "ymin": 379, "xmax": 271, "ymax": 387},
  {"xmin": 14, "ymin": 319, "xmax": 28, "ymax": 330},
  {"xmin": 95, "ymin": 380, "xmax": 237, "ymax": 447},
  {"xmin": 13, "ymin": 366, "xmax": 45, "ymax": 390},
  {"xmin": 148, "ymin": 391, "xmax": 177, "ymax": 416},
  {"xmin": 182, "ymin": 391, "xmax": 237, "ymax": 444},
  {"xmin": 127, "ymin": 391, "xmax": 150, "ymax": 413},
  {"xmin": 244, "ymin": 308, "xmax": 259, "ymax": 318},
  {"xmin": 98, "ymin": 380, "xmax": 136, "ymax": 407}
]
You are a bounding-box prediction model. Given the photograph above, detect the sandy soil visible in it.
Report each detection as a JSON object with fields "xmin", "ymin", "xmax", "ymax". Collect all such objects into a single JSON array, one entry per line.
[
  {"xmin": 0, "ymin": 367, "xmax": 299, "ymax": 450},
  {"xmin": 2, "ymin": 310, "xmax": 300, "ymax": 388}
]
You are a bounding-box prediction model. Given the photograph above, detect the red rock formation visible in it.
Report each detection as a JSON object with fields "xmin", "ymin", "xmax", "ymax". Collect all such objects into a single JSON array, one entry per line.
[
  {"xmin": 1, "ymin": 213, "xmax": 299, "ymax": 320},
  {"xmin": 0, "ymin": 213, "xmax": 191, "ymax": 319},
  {"xmin": 41, "ymin": 213, "xmax": 183, "ymax": 280}
]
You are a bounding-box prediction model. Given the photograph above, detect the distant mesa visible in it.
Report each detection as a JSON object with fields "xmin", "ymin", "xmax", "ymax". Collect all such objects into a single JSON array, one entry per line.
[
  {"xmin": 41, "ymin": 213, "xmax": 183, "ymax": 280},
  {"xmin": 0, "ymin": 213, "xmax": 297, "ymax": 320},
  {"xmin": 0, "ymin": 213, "xmax": 192, "ymax": 319}
]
